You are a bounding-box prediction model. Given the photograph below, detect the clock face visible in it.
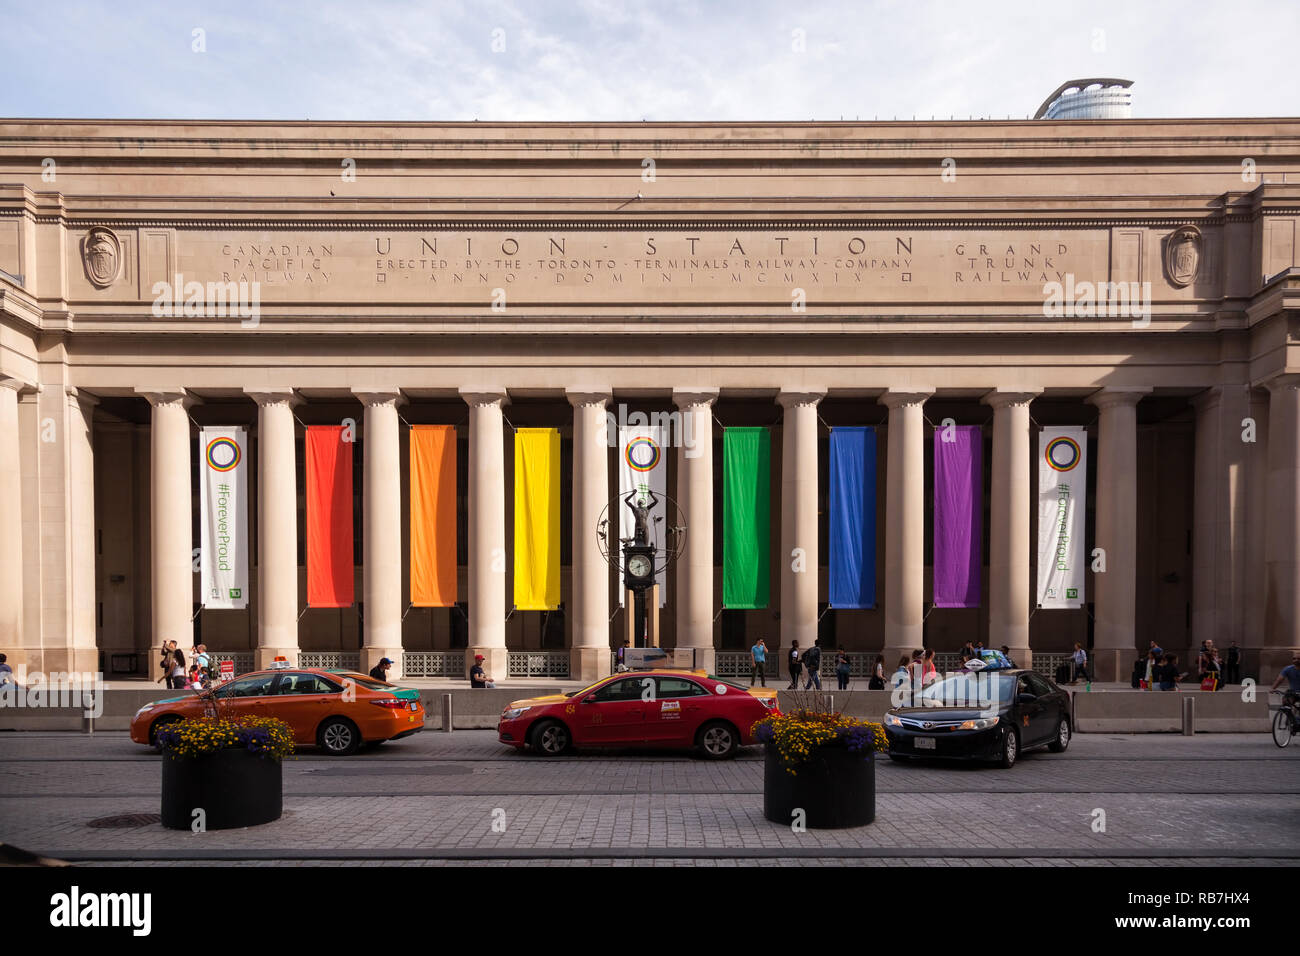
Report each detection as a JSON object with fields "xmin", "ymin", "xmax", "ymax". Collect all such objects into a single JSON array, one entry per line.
[{"xmin": 627, "ymin": 554, "xmax": 652, "ymax": 578}]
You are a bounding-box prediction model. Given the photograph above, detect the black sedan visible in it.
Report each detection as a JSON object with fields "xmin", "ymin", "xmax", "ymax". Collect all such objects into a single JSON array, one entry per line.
[{"xmin": 883, "ymin": 668, "xmax": 1070, "ymax": 768}]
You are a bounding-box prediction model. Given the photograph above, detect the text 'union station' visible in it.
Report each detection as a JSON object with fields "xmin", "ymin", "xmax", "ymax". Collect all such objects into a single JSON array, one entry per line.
[{"xmin": 1, "ymin": 117, "xmax": 1298, "ymax": 685}]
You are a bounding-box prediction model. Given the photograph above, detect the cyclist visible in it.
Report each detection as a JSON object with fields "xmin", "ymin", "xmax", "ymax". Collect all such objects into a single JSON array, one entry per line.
[{"xmin": 1270, "ymin": 652, "xmax": 1300, "ymax": 706}]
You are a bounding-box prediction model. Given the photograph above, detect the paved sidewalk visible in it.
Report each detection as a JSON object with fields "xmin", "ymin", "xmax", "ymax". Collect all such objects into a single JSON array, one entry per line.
[{"xmin": 1, "ymin": 731, "xmax": 1294, "ymax": 865}]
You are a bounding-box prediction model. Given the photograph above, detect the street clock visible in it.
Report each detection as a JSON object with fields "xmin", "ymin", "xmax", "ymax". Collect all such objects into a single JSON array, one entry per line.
[{"xmin": 624, "ymin": 545, "xmax": 655, "ymax": 592}]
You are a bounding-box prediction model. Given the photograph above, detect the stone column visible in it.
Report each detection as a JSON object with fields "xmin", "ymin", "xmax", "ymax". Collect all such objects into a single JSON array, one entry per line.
[
  {"xmin": 673, "ymin": 389, "xmax": 718, "ymax": 673},
  {"xmin": 881, "ymin": 389, "xmax": 932, "ymax": 667},
  {"xmin": 984, "ymin": 389, "xmax": 1037, "ymax": 668},
  {"xmin": 1262, "ymin": 374, "xmax": 1300, "ymax": 679},
  {"xmin": 137, "ymin": 389, "xmax": 196, "ymax": 653},
  {"xmin": 68, "ymin": 388, "xmax": 99, "ymax": 674},
  {"xmin": 1087, "ymin": 387, "xmax": 1150, "ymax": 681},
  {"xmin": 1192, "ymin": 385, "xmax": 1251, "ymax": 653},
  {"xmin": 568, "ymin": 389, "xmax": 612, "ymax": 681},
  {"xmin": 462, "ymin": 388, "xmax": 509, "ymax": 681},
  {"xmin": 355, "ymin": 389, "xmax": 404, "ymax": 677},
  {"xmin": 778, "ymin": 390, "xmax": 824, "ymax": 658},
  {"xmin": 247, "ymin": 388, "xmax": 301, "ymax": 669},
  {"xmin": 0, "ymin": 377, "xmax": 25, "ymax": 657}
]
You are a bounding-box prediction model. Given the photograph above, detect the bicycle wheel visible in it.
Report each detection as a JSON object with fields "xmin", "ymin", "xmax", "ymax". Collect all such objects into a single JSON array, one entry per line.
[{"xmin": 1272, "ymin": 708, "xmax": 1293, "ymax": 748}]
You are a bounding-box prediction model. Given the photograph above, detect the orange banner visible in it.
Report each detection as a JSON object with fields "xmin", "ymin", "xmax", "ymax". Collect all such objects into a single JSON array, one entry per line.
[
  {"xmin": 306, "ymin": 426, "xmax": 354, "ymax": 607},
  {"xmin": 410, "ymin": 425, "xmax": 457, "ymax": 606}
]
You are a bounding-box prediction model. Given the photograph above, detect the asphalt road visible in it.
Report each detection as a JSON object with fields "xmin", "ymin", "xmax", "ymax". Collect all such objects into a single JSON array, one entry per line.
[{"xmin": 0, "ymin": 729, "xmax": 1295, "ymax": 866}]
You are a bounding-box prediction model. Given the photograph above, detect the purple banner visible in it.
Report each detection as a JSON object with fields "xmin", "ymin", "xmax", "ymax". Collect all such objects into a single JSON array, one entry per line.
[{"xmin": 933, "ymin": 425, "xmax": 982, "ymax": 608}]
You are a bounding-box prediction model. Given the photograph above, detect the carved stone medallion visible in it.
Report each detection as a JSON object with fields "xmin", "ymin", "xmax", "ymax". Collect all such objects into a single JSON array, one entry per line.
[
  {"xmin": 82, "ymin": 227, "xmax": 122, "ymax": 288},
  {"xmin": 1165, "ymin": 225, "xmax": 1202, "ymax": 288}
]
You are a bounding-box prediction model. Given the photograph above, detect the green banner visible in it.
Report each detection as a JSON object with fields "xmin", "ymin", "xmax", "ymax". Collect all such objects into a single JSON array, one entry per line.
[{"xmin": 723, "ymin": 427, "xmax": 771, "ymax": 609}]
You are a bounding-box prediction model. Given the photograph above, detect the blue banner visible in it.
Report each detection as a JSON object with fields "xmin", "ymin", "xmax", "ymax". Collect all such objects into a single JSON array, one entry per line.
[{"xmin": 829, "ymin": 427, "xmax": 877, "ymax": 608}]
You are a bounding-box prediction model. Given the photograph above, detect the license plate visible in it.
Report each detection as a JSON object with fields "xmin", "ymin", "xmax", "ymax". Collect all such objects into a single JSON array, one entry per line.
[
  {"xmin": 409, "ymin": 702, "xmax": 418, "ymax": 711},
  {"xmin": 914, "ymin": 737, "xmax": 936, "ymax": 750}
]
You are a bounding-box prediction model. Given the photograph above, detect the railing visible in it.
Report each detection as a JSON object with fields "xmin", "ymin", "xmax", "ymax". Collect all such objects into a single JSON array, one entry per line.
[
  {"xmin": 208, "ymin": 652, "xmax": 254, "ymax": 677},
  {"xmin": 507, "ymin": 651, "xmax": 571, "ymax": 678},
  {"xmin": 298, "ymin": 652, "xmax": 360, "ymax": 672},
  {"xmin": 714, "ymin": 652, "xmax": 777, "ymax": 679},
  {"xmin": 402, "ymin": 652, "xmax": 467, "ymax": 678},
  {"xmin": 1033, "ymin": 653, "xmax": 1072, "ymax": 681}
]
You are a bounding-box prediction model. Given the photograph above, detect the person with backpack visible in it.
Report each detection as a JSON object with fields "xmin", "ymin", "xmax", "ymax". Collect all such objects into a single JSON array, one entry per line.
[
  {"xmin": 786, "ymin": 641, "xmax": 802, "ymax": 689},
  {"xmin": 802, "ymin": 640, "xmax": 823, "ymax": 691},
  {"xmin": 868, "ymin": 654, "xmax": 886, "ymax": 690},
  {"xmin": 834, "ymin": 650, "xmax": 851, "ymax": 690}
]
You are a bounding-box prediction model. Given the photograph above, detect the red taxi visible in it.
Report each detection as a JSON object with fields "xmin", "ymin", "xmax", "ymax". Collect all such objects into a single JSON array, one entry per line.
[{"xmin": 498, "ymin": 669, "xmax": 780, "ymax": 758}]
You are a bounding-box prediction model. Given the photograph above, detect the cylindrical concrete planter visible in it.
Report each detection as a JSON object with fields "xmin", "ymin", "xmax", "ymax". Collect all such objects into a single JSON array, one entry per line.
[
  {"xmin": 763, "ymin": 744, "xmax": 875, "ymax": 829},
  {"xmin": 161, "ymin": 748, "xmax": 283, "ymax": 830}
]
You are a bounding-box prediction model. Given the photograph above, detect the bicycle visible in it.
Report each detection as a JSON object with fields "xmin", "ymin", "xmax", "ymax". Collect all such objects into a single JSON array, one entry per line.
[{"xmin": 1271, "ymin": 692, "xmax": 1298, "ymax": 748}]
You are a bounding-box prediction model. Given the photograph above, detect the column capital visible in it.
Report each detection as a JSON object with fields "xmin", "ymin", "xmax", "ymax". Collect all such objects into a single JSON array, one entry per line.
[
  {"xmin": 1261, "ymin": 372, "xmax": 1300, "ymax": 393},
  {"xmin": 1087, "ymin": 386, "xmax": 1152, "ymax": 410},
  {"xmin": 351, "ymin": 387, "xmax": 405, "ymax": 408},
  {"xmin": 776, "ymin": 389, "xmax": 826, "ymax": 409},
  {"xmin": 459, "ymin": 386, "xmax": 509, "ymax": 407},
  {"xmin": 245, "ymin": 386, "xmax": 302, "ymax": 408},
  {"xmin": 565, "ymin": 388, "xmax": 611, "ymax": 408},
  {"xmin": 0, "ymin": 373, "xmax": 35, "ymax": 394},
  {"xmin": 134, "ymin": 387, "xmax": 196, "ymax": 409},
  {"xmin": 982, "ymin": 388, "xmax": 1040, "ymax": 409},
  {"xmin": 671, "ymin": 388, "xmax": 719, "ymax": 408},
  {"xmin": 64, "ymin": 386, "xmax": 99, "ymax": 412},
  {"xmin": 879, "ymin": 388, "xmax": 933, "ymax": 409}
]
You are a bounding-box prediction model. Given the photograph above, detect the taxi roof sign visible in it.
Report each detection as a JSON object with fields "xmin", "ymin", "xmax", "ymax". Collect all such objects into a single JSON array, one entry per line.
[{"xmin": 268, "ymin": 655, "xmax": 292, "ymax": 670}]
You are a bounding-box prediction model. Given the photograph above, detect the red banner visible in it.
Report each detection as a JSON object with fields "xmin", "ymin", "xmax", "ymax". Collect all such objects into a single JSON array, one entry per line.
[{"xmin": 306, "ymin": 426, "xmax": 353, "ymax": 607}]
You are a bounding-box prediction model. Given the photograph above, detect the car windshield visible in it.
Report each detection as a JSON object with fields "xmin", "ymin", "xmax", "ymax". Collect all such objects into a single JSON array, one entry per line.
[
  {"xmin": 909, "ymin": 672, "xmax": 1014, "ymax": 708},
  {"xmin": 568, "ymin": 676, "xmax": 616, "ymax": 698}
]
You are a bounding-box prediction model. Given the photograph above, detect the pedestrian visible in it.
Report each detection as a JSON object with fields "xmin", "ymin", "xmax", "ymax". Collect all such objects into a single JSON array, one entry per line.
[
  {"xmin": 908, "ymin": 649, "xmax": 925, "ymax": 692},
  {"xmin": 169, "ymin": 646, "xmax": 187, "ymax": 689},
  {"xmin": 370, "ymin": 657, "xmax": 394, "ymax": 682},
  {"xmin": 470, "ymin": 654, "xmax": 495, "ymax": 688},
  {"xmin": 750, "ymin": 638, "xmax": 768, "ymax": 687},
  {"xmin": 1144, "ymin": 649, "xmax": 1158, "ymax": 690},
  {"xmin": 1149, "ymin": 640, "xmax": 1164, "ymax": 659},
  {"xmin": 1070, "ymin": 643, "xmax": 1089, "ymax": 684},
  {"xmin": 786, "ymin": 640, "xmax": 801, "ymax": 689},
  {"xmin": 1000, "ymin": 645, "xmax": 1016, "ymax": 668},
  {"xmin": 1202, "ymin": 648, "xmax": 1222, "ymax": 691},
  {"xmin": 1156, "ymin": 653, "xmax": 1181, "ymax": 691},
  {"xmin": 922, "ymin": 648, "xmax": 938, "ymax": 686},
  {"xmin": 1225, "ymin": 642, "xmax": 1241, "ymax": 686},
  {"xmin": 1268, "ymin": 652, "xmax": 1300, "ymax": 705},
  {"xmin": 157, "ymin": 640, "xmax": 175, "ymax": 686},
  {"xmin": 869, "ymin": 654, "xmax": 886, "ymax": 690},
  {"xmin": 835, "ymin": 650, "xmax": 851, "ymax": 690},
  {"xmin": 802, "ymin": 639, "xmax": 823, "ymax": 690},
  {"xmin": 890, "ymin": 656, "xmax": 910, "ymax": 689},
  {"xmin": 0, "ymin": 653, "xmax": 12, "ymax": 686}
]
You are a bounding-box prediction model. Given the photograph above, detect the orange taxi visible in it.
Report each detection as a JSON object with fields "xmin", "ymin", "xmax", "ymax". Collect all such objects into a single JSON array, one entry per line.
[{"xmin": 129, "ymin": 667, "xmax": 424, "ymax": 755}]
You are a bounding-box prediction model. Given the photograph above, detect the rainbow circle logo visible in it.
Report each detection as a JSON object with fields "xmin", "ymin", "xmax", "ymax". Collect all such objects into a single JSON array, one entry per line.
[
  {"xmin": 625, "ymin": 436, "xmax": 661, "ymax": 472},
  {"xmin": 1044, "ymin": 436, "xmax": 1081, "ymax": 472},
  {"xmin": 205, "ymin": 436, "xmax": 242, "ymax": 472}
]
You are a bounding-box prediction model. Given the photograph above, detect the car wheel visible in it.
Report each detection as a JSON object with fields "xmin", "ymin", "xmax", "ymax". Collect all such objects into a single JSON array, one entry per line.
[
  {"xmin": 531, "ymin": 720, "xmax": 571, "ymax": 756},
  {"xmin": 317, "ymin": 717, "xmax": 361, "ymax": 756},
  {"xmin": 149, "ymin": 715, "xmax": 182, "ymax": 750},
  {"xmin": 697, "ymin": 721, "xmax": 739, "ymax": 759},
  {"xmin": 997, "ymin": 726, "xmax": 1019, "ymax": 768},
  {"xmin": 1048, "ymin": 716, "xmax": 1071, "ymax": 753}
]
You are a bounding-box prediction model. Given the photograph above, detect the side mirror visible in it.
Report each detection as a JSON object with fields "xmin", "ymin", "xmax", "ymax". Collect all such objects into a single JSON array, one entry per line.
[{"xmin": 582, "ymin": 695, "xmax": 597, "ymax": 704}]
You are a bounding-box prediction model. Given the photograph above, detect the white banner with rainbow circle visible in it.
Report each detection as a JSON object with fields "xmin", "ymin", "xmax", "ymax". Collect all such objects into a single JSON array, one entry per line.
[
  {"xmin": 199, "ymin": 427, "xmax": 249, "ymax": 609},
  {"xmin": 1036, "ymin": 427, "xmax": 1087, "ymax": 609},
  {"xmin": 618, "ymin": 425, "xmax": 667, "ymax": 606}
]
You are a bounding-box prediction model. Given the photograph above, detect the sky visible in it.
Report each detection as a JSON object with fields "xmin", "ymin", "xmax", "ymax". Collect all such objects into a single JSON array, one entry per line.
[{"xmin": 0, "ymin": 0, "xmax": 1295, "ymax": 121}]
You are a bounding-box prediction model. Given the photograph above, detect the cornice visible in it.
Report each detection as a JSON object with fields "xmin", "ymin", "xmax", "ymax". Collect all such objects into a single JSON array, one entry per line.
[{"xmin": 5, "ymin": 212, "xmax": 1287, "ymax": 230}]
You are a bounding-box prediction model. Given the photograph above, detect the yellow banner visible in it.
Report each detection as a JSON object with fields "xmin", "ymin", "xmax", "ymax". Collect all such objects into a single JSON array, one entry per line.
[
  {"xmin": 410, "ymin": 425, "xmax": 457, "ymax": 607},
  {"xmin": 513, "ymin": 428, "xmax": 561, "ymax": 611}
]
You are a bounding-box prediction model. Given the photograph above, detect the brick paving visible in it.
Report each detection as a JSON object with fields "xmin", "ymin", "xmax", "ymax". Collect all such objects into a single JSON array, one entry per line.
[{"xmin": 1, "ymin": 730, "xmax": 1295, "ymax": 865}]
